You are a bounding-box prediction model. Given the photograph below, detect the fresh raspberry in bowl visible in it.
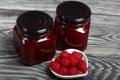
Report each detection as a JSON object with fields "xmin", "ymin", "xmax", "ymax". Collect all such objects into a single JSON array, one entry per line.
[{"xmin": 49, "ymin": 49, "xmax": 88, "ymax": 79}]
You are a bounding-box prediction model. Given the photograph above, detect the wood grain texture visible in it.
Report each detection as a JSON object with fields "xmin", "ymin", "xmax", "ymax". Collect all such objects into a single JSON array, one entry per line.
[
  {"xmin": 0, "ymin": 0, "xmax": 120, "ymax": 16},
  {"xmin": 0, "ymin": 54, "xmax": 120, "ymax": 80},
  {"xmin": 0, "ymin": 0, "xmax": 120, "ymax": 80}
]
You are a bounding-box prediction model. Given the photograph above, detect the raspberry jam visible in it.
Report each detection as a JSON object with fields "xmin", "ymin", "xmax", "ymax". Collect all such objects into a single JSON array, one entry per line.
[
  {"xmin": 13, "ymin": 11, "xmax": 56, "ymax": 65},
  {"xmin": 53, "ymin": 1, "xmax": 91, "ymax": 51}
]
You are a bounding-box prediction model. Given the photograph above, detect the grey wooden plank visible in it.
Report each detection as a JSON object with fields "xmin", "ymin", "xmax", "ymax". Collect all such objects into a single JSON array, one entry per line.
[
  {"xmin": 0, "ymin": 0, "xmax": 59, "ymax": 11},
  {"xmin": 1, "ymin": 24, "xmax": 120, "ymax": 56},
  {"xmin": 0, "ymin": 9, "xmax": 120, "ymax": 27},
  {"xmin": 0, "ymin": 0, "xmax": 120, "ymax": 16},
  {"xmin": 0, "ymin": 55, "xmax": 119, "ymax": 80},
  {"xmin": 61, "ymin": 0, "xmax": 120, "ymax": 16}
]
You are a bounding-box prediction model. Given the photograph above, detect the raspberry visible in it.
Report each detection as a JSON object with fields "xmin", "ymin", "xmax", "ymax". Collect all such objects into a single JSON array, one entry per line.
[
  {"xmin": 58, "ymin": 67, "xmax": 68, "ymax": 75},
  {"xmin": 72, "ymin": 51, "xmax": 83, "ymax": 60},
  {"xmin": 60, "ymin": 58, "xmax": 70, "ymax": 67},
  {"xmin": 78, "ymin": 59, "xmax": 86, "ymax": 66},
  {"xmin": 78, "ymin": 60, "xmax": 88, "ymax": 73},
  {"xmin": 69, "ymin": 55, "xmax": 78, "ymax": 66},
  {"xmin": 54, "ymin": 57, "xmax": 60, "ymax": 63},
  {"xmin": 50, "ymin": 61, "xmax": 60, "ymax": 73},
  {"xmin": 60, "ymin": 51, "xmax": 69, "ymax": 58},
  {"xmin": 68, "ymin": 67, "xmax": 79, "ymax": 75}
]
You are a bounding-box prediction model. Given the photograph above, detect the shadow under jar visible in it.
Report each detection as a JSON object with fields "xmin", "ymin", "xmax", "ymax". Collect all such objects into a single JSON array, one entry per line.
[
  {"xmin": 13, "ymin": 11, "xmax": 56, "ymax": 65},
  {"xmin": 53, "ymin": 1, "xmax": 91, "ymax": 51}
]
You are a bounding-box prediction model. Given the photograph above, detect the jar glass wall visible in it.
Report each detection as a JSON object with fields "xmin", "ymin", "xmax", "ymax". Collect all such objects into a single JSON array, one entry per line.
[
  {"xmin": 53, "ymin": 1, "xmax": 91, "ymax": 51},
  {"xmin": 13, "ymin": 11, "xmax": 56, "ymax": 65}
]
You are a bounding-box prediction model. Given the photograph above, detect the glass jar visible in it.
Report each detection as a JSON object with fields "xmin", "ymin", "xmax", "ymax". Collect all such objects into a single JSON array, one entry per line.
[
  {"xmin": 53, "ymin": 1, "xmax": 91, "ymax": 51},
  {"xmin": 13, "ymin": 11, "xmax": 56, "ymax": 65}
]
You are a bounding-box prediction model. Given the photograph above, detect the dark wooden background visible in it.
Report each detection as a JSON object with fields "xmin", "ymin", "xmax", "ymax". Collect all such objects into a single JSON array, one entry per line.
[{"xmin": 0, "ymin": 0, "xmax": 120, "ymax": 80}]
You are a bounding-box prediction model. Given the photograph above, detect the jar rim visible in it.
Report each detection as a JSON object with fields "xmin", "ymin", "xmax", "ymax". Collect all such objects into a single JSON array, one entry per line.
[
  {"xmin": 56, "ymin": 1, "xmax": 91, "ymax": 24},
  {"xmin": 17, "ymin": 11, "xmax": 53, "ymax": 36}
]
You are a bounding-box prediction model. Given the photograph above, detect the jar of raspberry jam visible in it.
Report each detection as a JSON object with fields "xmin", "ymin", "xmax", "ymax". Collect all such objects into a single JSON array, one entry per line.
[
  {"xmin": 53, "ymin": 1, "xmax": 91, "ymax": 51},
  {"xmin": 13, "ymin": 11, "xmax": 56, "ymax": 65}
]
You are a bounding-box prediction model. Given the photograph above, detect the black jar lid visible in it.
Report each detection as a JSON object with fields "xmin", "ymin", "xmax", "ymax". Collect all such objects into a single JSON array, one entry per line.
[
  {"xmin": 56, "ymin": 1, "xmax": 91, "ymax": 24},
  {"xmin": 17, "ymin": 11, "xmax": 53, "ymax": 36}
]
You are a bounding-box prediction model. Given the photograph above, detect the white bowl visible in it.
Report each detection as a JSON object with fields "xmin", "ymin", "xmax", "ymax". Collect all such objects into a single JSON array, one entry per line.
[{"xmin": 49, "ymin": 49, "xmax": 88, "ymax": 79}]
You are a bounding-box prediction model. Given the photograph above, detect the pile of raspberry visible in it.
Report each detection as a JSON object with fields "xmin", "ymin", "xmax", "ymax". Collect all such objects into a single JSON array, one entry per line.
[{"xmin": 50, "ymin": 50, "xmax": 88, "ymax": 75}]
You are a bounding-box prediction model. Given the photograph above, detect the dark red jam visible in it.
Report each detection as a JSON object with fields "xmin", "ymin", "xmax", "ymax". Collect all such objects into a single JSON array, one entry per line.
[
  {"xmin": 53, "ymin": 1, "xmax": 91, "ymax": 51},
  {"xmin": 13, "ymin": 11, "xmax": 56, "ymax": 65}
]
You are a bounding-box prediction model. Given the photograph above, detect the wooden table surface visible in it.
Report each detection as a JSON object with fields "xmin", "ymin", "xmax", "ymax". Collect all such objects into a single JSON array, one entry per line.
[{"xmin": 0, "ymin": 0, "xmax": 120, "ymax": 80}]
